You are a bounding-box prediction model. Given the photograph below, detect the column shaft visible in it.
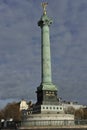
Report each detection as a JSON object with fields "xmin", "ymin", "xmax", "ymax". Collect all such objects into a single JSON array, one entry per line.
[{"xmin": 41, "ymin": 25, "xmax": 52, "ymax": 83}]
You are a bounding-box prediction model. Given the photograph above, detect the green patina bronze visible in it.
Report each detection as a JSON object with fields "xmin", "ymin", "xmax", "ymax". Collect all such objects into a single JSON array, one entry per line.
[{"xmin": 36, "ymin": 3, "xmax": 58, "ymax": 105}]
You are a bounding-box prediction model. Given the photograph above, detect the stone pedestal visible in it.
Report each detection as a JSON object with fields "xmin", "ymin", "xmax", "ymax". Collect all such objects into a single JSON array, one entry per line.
[{"xmin": 22, "ymin": 114, "xmax": 74, "ymax": 127}]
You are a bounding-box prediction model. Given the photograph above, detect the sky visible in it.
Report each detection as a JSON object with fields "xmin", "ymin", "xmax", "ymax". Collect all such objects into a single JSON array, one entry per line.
[{"xmin": 0, "ymin": 0, "xmax": 87, "ymax": 109}]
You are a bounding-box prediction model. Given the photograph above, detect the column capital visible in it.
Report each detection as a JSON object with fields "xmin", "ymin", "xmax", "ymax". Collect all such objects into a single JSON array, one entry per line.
[{"xmin": 38, "ymin": 15, "xmax": 53, "ymax": 27}]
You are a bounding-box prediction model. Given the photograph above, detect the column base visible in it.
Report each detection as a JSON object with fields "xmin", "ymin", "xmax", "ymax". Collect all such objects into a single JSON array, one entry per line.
[{"xmin": 37, "ymin": 82, "xmax": 57, "ymax": 91}]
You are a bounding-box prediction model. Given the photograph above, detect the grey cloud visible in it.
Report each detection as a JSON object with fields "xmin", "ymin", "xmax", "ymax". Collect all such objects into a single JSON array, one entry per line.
[{"xmin": 0, "ymin": 0, "xmax": 87, "ymax": 108}]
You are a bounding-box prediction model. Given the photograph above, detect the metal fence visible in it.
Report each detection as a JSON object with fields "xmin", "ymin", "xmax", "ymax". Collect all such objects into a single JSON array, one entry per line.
[
  {"xmin": 75, "ymin": 120, "xmax": 87, "ymax": 125},
  {"xmin": 21, "ymin": 120, "xmax": 87, "ymax": 127},
  {"xmin": 22, "ymin": 120, "xmax": 73, "ymax": 127}
]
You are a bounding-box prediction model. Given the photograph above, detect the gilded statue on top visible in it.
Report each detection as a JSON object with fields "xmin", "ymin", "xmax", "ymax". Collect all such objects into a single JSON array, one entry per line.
[{"xmin": 41, "ymin": 2, "xmax": 48, "ymax": 15}]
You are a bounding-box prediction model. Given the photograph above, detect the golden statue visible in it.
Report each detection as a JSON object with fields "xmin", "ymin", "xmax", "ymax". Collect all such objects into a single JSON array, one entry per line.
[{"xmin": 41, "ymin": 2, "xmax": 48, "ymax": 15}]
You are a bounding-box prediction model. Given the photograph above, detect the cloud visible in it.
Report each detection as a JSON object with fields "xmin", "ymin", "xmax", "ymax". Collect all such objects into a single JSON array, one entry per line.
[
  {"xmin": 0, "ymin": 0, "xmax": 87, "ymax": 108},
  {"xmin": 51, "ymin": 0, "xmax": 87, "ymax": 104}
]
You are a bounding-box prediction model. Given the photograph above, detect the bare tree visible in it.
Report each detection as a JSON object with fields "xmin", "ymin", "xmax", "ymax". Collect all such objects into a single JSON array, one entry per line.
[
  {"xmin": 0, "ymin": 110, "xmax": 4, "ymax": 120},
  {"xmin": 75, "ymin": 108, "xmax": 84, "ymax": 119},
  {"xmin": 4, "ymin": 102, "xmax": 21, "ymax": 121},
  {"xmin": 65, "ymin": 106, "xmax": 75, "ymax": 114}
]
